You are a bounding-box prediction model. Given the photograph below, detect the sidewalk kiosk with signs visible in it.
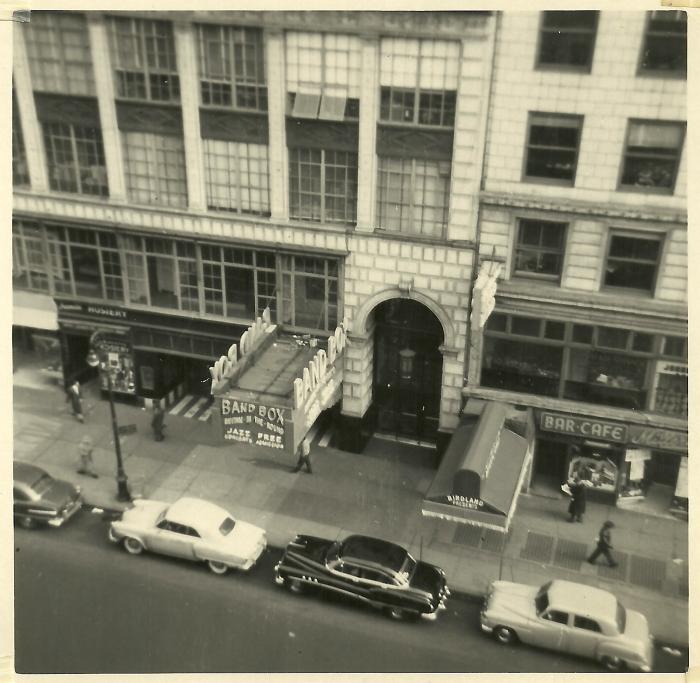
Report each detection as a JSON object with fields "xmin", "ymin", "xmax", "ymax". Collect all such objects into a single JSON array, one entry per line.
[{"xmin": 209, "ymin": 309, "xmax": 346, "ymax": 457}]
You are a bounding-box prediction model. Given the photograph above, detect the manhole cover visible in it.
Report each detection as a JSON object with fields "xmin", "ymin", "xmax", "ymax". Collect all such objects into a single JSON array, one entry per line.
[
  {"xmin": 553, "ymin": 539, "xmax": 587, "ymax": 570},
  {"xmin": 520, "ymin": 531, "xmax": 554, "ymax": 563},
  {"xmin": 597, "ymin": 552, "xmax": 628, "ymax": 580},
  {"xmin": 629, "ymin": 555, "xmax": 666, "ymax": 591},
  {"xmin": 453, "ymin": 524, "xmax": 482, "ymax": 547},
  {"xmin": 481, "ymin": 529, "xmax": 507, "ymax": 554}
]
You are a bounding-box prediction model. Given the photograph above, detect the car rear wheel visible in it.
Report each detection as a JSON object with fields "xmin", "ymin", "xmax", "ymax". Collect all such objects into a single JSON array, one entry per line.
[
  {"xmin": 494, "ymin": 626, "xmax": 517, "ymax": 645},
  {"xmin": 601, "ymin": 656, "xmax": 624, "ymax": 672},
  {"xmin": 286, "ymin": 577, "xmax": 304, "ymax": 594},
  {"xmin": 17, "ymin": 516, "xmax": 36, "ymax": 530},
  {"xmin": 123, "ymin": 537, "xmax": 144, "ymax": 555},
  {"xmin": 207, "ymin": 560, "xmax": 229, "ymax": 575},
  {"xmin": 387, "ymin": 607, "xmax": 416, "ymax": 621}
]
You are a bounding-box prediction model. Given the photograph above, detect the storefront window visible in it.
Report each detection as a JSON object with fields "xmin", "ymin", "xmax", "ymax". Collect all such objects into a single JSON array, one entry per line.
[
  {"xmin": 569, "ymin": 449, "xmax": 619, "ymax": 494},
  {"xmin": 652, "ymin": 360, "xmax": 687, "ymax": 417}
]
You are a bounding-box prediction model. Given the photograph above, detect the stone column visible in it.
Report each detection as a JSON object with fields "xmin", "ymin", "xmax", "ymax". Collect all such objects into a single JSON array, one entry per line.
[
  {"xmin": 174, "ymin": 21, "xmax": 207, "ymax": 211},
  {"xmin": 264, "ymin": 28, "xmax": 288, "ymax": 221},
  {"xmin": 12, "ymin": 25, "xmax": 48, "ymax": 192},
  {"xmin": 87, "ymin": 14, "xmax": 126, "ymax": 201},
  {"xmin": 355, "ymin": 36, "xmax": 379, "ymax": 232}
]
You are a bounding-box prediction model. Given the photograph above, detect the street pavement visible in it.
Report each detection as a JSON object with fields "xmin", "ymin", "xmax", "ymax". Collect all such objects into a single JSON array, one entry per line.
[
  {"xmin": 14, "ymin": 512, "xmax": 687, "ymax": 674},
  {"xmin": 12, "ymin": 356, "xmax": 689, "ymax": 647}
]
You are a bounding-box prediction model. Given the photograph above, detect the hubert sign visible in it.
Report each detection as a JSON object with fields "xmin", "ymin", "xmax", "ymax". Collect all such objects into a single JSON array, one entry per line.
[{"xmin": 539, "ymin": 412, "xmax": 627, "ymax": 443}]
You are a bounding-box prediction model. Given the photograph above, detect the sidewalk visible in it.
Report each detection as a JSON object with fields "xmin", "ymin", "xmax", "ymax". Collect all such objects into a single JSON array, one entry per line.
[{"xmin": 12, "ymin": 363, "xmax": 688, "ymax": 646}]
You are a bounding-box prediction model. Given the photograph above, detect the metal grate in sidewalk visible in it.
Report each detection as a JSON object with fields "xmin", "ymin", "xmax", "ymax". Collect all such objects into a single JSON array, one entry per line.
[
  {"xmin": 597, "ymin": 551, "xmax": 628, "ymax": 581},
  {"xmin": 519, "ymin": 531, "xmax": 554, "ymax": 563},
  {"xmin": 553, "ymin": 539, "xmax": 587, "ymax": 570},
  {"xmin": 629, "ymin": 555, "xmax": 666, "ymax": 591},
  {"xmin": 481, "ymin": 529, "xmax": 507, "ymax": 554},
  {"xmin": 453, "ymin": 524, "xmax": 482, "ymax": 548}
]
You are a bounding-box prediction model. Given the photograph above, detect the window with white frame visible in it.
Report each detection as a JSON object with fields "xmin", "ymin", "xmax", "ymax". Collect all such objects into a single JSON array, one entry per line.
[
  {"xmin": 603, "ymin": 231, "xmax": 663, "ymax": 294},
  {"xmin": 379, "ymin": 38, "xmax": 459, "ymax": 127},
  {"xmin": 376, "ymin": 157, "xmax": 450, "ymax": 238},
  {"xmin": 280, "ymin": 255, "xmax": 339, "ymax": 331},
  {"xmin": 619, "ymin": 120, "xmax": 685, "ymax": 192},
  {"xmin": 24, "ymin": 11, "xmax": 95, "ymax": 96},
  {"xmin": 536, "ymin": 11, "xmax": 599, "ymax": 72},
  {"xmin": 639, "ymin": 10, "xmax": 687, "ymax": 76},
  {"xmin": 203, "ymin": 139, "xmax": 270, "ymax": 215},
  {"xmin": 197, "ymin": 24, "xmax": 267, "ymax": 110},
  {"xmin": 524, "ymin": 112, "xmax": 583, "ymax": 184},
  {"xmin": 513, "ymin": 218, "xmax": 567, "ymax": 280},
  {"xmin": 289, "ymin": 148, "xmax": 357, "ymax": 225},
  {"xmin": 108, "ymin": 16, "xmax": 180, "ymax": 102},
  {"xmin": 286, "ymin": 32, "xmax": 362, "ymax": 120},
  {"xmin": 43, "ymin": 122, "xmax": 108, "ymax": 197},
  {"xmin": 122, "ymin": 131, "xmax": 187, "ymax": 207}
]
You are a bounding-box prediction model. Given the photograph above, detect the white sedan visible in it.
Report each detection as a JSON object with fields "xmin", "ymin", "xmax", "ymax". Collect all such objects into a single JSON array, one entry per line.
[{"xmin": 108, "ymin": 496, "xmax": 267, "ymax": 574}]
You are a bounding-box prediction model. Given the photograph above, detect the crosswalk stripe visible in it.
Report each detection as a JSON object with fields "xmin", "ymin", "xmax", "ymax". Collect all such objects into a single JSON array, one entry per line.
[
  {"xmin": 183, "ymin": 397, "xmax": 208, "ymax": 419},
  {"xmin": 169, "ymin": 394, "xmax": 194, "ymax": 416},
  {"xmin": 198, "ymin": 405, "xmax": 213, "ymax": 422},
  {"xmin": 318, "ymin": 424, "xmax": 334, "ymax": 448}
]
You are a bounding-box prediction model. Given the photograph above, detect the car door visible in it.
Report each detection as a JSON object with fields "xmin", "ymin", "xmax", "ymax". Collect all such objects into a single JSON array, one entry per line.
[
  {"xmin": 526, "ymin": 609, "xmax": 569, "ymax": 651},
  {"xmin": 14, "ymin": 486, "xmax": 30, "ymax": 517},
  {"xmin": 565, "ymin": 614, "xmax": 605, "ymax": 659},
  {"xmin": 149, "ymin": 520, "xmax": 198, "ymax": 560},
  {"xmin": 327, "ymin": 560, "xmax": 367, "ymax": 600}
]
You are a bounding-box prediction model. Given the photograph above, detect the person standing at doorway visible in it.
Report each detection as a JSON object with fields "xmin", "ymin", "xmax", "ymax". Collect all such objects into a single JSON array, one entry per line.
[
  {"xmin": 66, "ymin": 380, "xmax": 84, "ymax": 423},
  {"xmin": 292, "ymin": 437, "xmax": 312, "ymax": 474},
  {"xmin": 151, "ymin": 404, "xmax": 165, "ymax": 442},
  {"xmin": 567, "ymin": 473, "xmax": 590, "ymax": 523},
  {"xmin": 587, "ymin": 521, "xmax": 618, "ymax": 567},
  {"xmin": 77, "ymin": 435, "xmax": 98, "ymax": 478}
]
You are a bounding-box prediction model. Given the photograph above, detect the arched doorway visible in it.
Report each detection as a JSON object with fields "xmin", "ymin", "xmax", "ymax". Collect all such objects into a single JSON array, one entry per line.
[{"xmin": 372, "ymin": 299, "xmax": 444, "ymax": 442}]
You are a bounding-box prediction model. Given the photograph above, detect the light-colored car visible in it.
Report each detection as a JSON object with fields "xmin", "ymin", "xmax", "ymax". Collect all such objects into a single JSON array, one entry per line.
[
  {"xmin": 108, "ymin": 496, "xmax": 266, "ymax": 574},
  {"xmin": 480, "ymin": 579, "xmax": 653, "ymax": 672}
]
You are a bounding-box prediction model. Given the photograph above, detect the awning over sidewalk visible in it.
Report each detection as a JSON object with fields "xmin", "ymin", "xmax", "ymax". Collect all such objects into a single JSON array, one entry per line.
[
  {"xmin": 13, "ymin": 291, "xmax": 58, "ymax": 331},
  {"xmin": 422, "ymin": 401, "xmax": 532, "ymax": 532}
]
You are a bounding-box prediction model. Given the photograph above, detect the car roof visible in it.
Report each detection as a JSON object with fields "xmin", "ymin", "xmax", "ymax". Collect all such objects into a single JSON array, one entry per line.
[
  {"xmin": 340, "ymin": 535, "xmax": 408, "ymax": 572},
  {"xmin": 547, "ymin": 580, "xmax": 617, "ymax": 617},
  {"xmin": 13, "ymin": 461, "xmax": 48, "ymax": 484},
  {"xmin": 165, "ymin": 497, "xmax": 229, "ymax": 529}
]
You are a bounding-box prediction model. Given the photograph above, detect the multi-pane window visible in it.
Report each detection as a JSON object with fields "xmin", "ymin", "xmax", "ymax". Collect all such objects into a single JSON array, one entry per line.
[
  {"xmin": 13, "ymin": 116, "xmax": 30, "ymax": 187},
  {"xmin": 513, "ymin": 218, "xmax": 567, "ymax": 280},
  {"xmin": 122, "ymin": 131, "xmax": 187, "ymax": 207},
  {"xmin": 289, "ymin": 148, "xmax": 357, "ymax": 225},
  {"xmin": 24, "ymin": 11, "xmax": 95, "ymax": 95},
  {"xmin": 12, "ymin": 221, "xmax": 49, "ymax": 292},
  {"xmin": 108, "ymin": 17, "xmax": 180, "ymax": 102},
  {"xmin": 524, "ymin": 113, "xmax": 583, "ymax": 184},
  {"xmin": 280, "ymin": 255, "xmax": 339, "ymax": 331},
  {"xmin": 482, "ymin": 313, "xmax": 662, "ymax": 412},
  {"xmin": 43, "ymin": 122, "xmax": 108, "ymax": 197},
  {"xmin": 603, "ymin": 231, "xmax": 662, "ymax": 294},
  {"xmin": 619, "ymin": 120, "xmax": 685, "ymax": 192},
  {"xmin": 379, "ymin": 38, "xmax": 459, "ymax": 128},
  {"xmin": 200, "ymin": 245, "xmax": 277, "ymax": 320},
  {"xmin": 286, "ymin": 32, "xmax": 362, "ymax": 120},
  {"xmin": 197, "ymin": 24, "xmax": 267, "ymax": 110},
  {"xmin": 536, "ymin": 11, "xmax": 599, "ymax": 72},
  {"xmin": 639, "ymin": 10, "xmax": 687, "ymax": 76},
  {"xmin": 376, "ymin": 157, "xmax": 450, "ymax": 238},
  {"xmin": 203, "ymin": 139, "xmax": 270, "ymax": 215}
]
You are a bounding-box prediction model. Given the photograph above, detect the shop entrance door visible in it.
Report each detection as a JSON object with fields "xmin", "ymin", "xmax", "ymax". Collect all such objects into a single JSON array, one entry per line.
[{"xmin": 372, "ymin": 299, "xmax": 444, "ymax": 443}]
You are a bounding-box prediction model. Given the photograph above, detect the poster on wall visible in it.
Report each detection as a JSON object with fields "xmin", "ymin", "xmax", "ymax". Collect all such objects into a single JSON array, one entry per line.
[
  {"xmin": 99, "ymin": 337, "xmax": 136, "ymax": 395},
  {"xmin": 220, "ymin": 397, "xmax": 292, "ymax": 452}
]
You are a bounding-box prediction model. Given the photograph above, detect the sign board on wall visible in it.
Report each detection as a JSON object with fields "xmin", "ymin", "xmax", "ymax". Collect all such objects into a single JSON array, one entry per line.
[
  {"xmin": 220, "ymin": 398, "xmax": 292, "ymax": 451},
  {"xmin": 628, "ymin": 425, "xmax": 687, "ymax": 453},
  {"xmin": 539, "ymin": 412, "xmax": 627, "ymax": 443}
]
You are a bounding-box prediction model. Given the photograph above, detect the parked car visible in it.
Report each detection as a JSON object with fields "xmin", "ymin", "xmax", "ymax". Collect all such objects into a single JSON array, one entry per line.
[
  {"xmin": 13, "ymin": 461, "xmax": 83, "ymax": 529},
  {"xmin": 274, "ymin": 533, "xmax": 449, "ymax": 620},
  {"xmin": 108, "ymin": 496, "xmax": 266, "ymax": 574},
  {"xmin": 480, "ymin": 579, "xmax": 653, "ymax": 672}
]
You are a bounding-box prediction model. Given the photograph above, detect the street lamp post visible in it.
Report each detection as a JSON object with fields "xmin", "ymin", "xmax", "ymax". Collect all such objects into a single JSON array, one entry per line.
[{"xmin": 87, "ymin": 333, "xmax": 131, "ymax": 503}]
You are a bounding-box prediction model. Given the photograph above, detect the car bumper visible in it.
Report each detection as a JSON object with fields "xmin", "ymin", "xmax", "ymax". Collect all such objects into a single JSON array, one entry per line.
[
  {"xmin": 480, "ymin": 623, "xmax": 494, "ymax": 634},
  {"xmin": 240, "ymin": 539, "xmax": 267, "ymax": 571},
  {"xmin": 108, "ymin": 526, "xmax": 120, "ymax": 543},
  {"xmin": 47, "ymin": 498, "xmax": 83, "ymax": 527}
]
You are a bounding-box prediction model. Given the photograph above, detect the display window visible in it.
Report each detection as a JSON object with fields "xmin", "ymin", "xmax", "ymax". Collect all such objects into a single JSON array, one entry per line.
[
  {"xmin": 567, "ymin": 446, "xmax": 619, "ymax": 493},
  {"xmin": 98, "ymin": 337, "xmax": 136, "ymax": 395}
]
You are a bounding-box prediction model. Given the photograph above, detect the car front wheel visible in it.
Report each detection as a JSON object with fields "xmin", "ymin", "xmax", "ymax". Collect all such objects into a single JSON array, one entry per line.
[
  {"xmin": 285, "ymin": 577, "xmax": 304, "ymax": 594},
  {"xmin": 601, "ymin": 655, "xmax": 624, "ymax": 672},
  {"xmin": 123, "ymin": 537, "xmax": 144, "ymax": 555},
  {"xmin": 207, "ymin": 560, "xmax": 229, "ymax": 575},
  {"xmin": 494, "ymin": 626, "xmax": 517, "ymax": 645}
]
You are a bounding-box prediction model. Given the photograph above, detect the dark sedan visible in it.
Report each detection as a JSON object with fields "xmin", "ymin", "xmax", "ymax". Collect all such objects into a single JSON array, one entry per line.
[
  {"xmin": 13, "ymin": 462, "xmax": 83, "ymax": 529},
  {"xmin": 274, "ymin": 533, "xmax": 449, "ymax": 620}
]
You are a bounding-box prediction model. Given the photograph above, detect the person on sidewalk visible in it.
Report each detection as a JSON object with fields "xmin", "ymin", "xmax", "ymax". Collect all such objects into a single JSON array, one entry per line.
[
  {"xmin": 587, "ymin": 520, "xmax": 617, "ymax": 567},
  {"xmin": 567, "ymin": 473, "xmax": 590, "ymax": 523},
  {"xmin": 151, "ymin": 404, "xmax": 165, "ymax": 442},
  {"xmin": 66, "ymin": 380, "xmax": 85, "ymax": 423},
  {"xmin": 77, "ymin": 435, "xmax": 98, "ymax": 478},
  {"xmin": 292, "ymin": 437, "xmax": 312, "ymax": 474}
]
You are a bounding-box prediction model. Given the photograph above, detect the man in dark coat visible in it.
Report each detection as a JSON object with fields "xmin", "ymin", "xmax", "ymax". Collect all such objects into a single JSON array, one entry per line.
[
  {"xmin": 66, "ymin": 380, "xmax": 84, "ymax": 423},
  {"xmin": 567, "ymin": 473, "xmax": 589, "ymax": 523},
  {"xmin": 292, "ymin": 437, "xmax": 312, "ymax": 474},
  {"xmin": 151, "ymin": 404, "xmax": 165, "ymax": 442},
  {"xmin": 587, "ymin": 520, "xmax": 617, "ymax": 567}
]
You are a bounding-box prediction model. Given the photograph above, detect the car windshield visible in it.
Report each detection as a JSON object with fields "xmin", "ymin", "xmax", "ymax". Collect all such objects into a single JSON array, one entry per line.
[
  {"xmin": 31, "ymin": 473, "xmax": 53, "ymax": 495},
  {"xmin": 219, "ymin": 517, "xmax": 236, "ymax": 536},
  {"xmin": 616, "ymin": 601, "xmax": 627, "ymax": 633},
  {"xmin": 326, "ymin": 541, "xmax": 341, "ymax": 565},
  {"xmin": 398, "ymin": 554, "xmax": 417, "ymax": 583},
  {"xmin": 534, "ymin": 587, "xmax": 550, "ymax": 616}
]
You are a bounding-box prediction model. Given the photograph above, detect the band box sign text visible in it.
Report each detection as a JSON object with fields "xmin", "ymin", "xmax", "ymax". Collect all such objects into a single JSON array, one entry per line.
[{"xmin": 220, "ymin": 398, "xmax": 290, "ymax": 451}]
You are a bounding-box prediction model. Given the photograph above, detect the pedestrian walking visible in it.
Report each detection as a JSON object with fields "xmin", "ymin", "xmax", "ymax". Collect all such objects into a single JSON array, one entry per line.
[
  {"xmin": 587, "ymin": 520, "xmax": 617, "ymax": 567},
  {"xmin": 292, "ymin": 437, "xmax": 312, "ymax": 474},
  {"xmin": 567, "ymin": 473, "xmax": 590, "ymax": 523},
  {"xmin": 151, "ymin": 404, "xmax": 165, "ymax": 442},
  {"xmin": 66, "ymin": 380, "xmax": 85, "ymax": 423},
  {"xmin": 77, "ymin": 435, "xmax": 98, "ymax": 478}
]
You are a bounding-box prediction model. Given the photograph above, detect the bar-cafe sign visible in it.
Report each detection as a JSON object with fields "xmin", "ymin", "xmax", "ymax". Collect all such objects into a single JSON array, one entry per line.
[{"xmin": 539, "ymin": 412, "xmax": 627, "ymax": 443}]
